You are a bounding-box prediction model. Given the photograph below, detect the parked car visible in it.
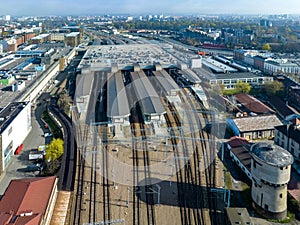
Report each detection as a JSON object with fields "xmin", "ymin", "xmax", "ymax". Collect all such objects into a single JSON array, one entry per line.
[
  {"xmin": 25, "ymin": 163, "xmax": 43, "ymax": 172},
  {"xmin": 44, "ymin": 132, "xmax": 52, "ymax": 137}
]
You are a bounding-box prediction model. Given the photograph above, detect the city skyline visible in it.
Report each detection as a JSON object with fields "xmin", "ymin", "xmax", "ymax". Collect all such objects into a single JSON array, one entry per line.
[{"xmin": 1, "ymin": 0, "xmax": 300, "ymax": 16}]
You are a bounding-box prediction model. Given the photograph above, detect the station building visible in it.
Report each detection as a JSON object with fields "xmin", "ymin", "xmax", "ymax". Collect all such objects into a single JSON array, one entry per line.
[{"xmin": 0, "ymin": 102, "xmax": 31, "ymax": 176}]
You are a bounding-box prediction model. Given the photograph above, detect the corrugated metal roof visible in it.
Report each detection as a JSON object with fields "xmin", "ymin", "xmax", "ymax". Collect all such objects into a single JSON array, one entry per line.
[
  {"xmin": 131, "ymin": 71, "xmax": 166, "ymax": 115},
  {"xmin": 107, "ymin": 72, "xmax": 130, "ymax": 118}
]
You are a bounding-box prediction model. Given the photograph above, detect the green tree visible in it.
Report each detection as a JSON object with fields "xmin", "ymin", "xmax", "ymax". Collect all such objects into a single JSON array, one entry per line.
[
  {"xmin": 264, "ymin": 81, "xmax": 283, "ymax": 96},
  {"xmin": 57, "ymin": 92, "xmax": 70, "ymax": 115},
  {"xmin": 235, "ymin": 81, "xmax": 251, "ymax": 94},
  {"xmin": 262, "ymin": 43, "xmax": 271, "ymax": 51},
  {"xmin": 45, "ymin": 138, "xmax": 64, "ymax": 162}
]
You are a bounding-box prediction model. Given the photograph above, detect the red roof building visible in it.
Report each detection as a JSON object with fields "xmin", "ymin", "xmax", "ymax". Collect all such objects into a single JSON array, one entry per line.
[
  {"xmin": 235, "ymin": 93, "xmax": 275, "ymax": 115},
  {"xmin": 0, "ymin": 176, "xmax": 58, "ymax": 225}
]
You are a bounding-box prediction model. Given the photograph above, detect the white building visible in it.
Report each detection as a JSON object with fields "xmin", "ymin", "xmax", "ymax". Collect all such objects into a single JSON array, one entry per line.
[
  {"xmin": 264, "ymin": 59, "xmax": 300, "ymax": 75},
  {"xmin": 0, "ymin": 102, "xmax": 31, "ymax": 175},
  {"xmin": 250, "ymin": 142, "xmax": 293, "ymax": 220},
  {"xmin": 11, "ymin": 81, "xmax": 25, "ymax": 92}
]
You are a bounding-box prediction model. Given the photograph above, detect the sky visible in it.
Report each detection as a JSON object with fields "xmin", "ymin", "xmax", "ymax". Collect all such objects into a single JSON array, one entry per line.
[{"xmin": 1, "ymin": 0, "xmax": 300, "ymax": 16}]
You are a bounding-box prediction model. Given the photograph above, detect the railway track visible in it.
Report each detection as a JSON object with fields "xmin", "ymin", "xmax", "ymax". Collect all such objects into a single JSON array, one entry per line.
[
  {"xmin": 130, "ymin": 94, "xmax": 156, "ymax": 225},
  {"xmin": 162, "ymin": 85, "xmax": 220, "ymax": 225},
  {"xmin": 183, "ymin": 87, "xmax": 223, "ymax": 224},
  {"xmin": 72, "ymin": 71, "xmax": 113, "ymax": 224},
  {"xmin": 163, "ymin": 97, "xmax": 192, "ymax": 225},
  {"xmin": 70, "ymin": 68, "xmax": 222, "ymax": 225}
]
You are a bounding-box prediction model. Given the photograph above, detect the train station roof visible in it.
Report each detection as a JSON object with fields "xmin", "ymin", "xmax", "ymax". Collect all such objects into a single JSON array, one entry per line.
[
  {"xmin": 178, "ymin": 68, "xmax": 202, "ymax": 84},
  {"xmin": 107, "ymin": 72, "xmax": 130, "ymax": 119},
  {"xmin": 152, "ymin": 69, "xmax": 180, "ymax": 93},
  {"xmin": 131, "ymin": 70, "xmax": 166, "ymax": 116}
]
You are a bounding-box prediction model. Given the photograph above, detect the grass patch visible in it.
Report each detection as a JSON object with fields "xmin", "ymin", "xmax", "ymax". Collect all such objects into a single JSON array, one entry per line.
[
  {"xmin": 42, "ymin": 111, "xmax": 63, "ymax": 139},
  {"xmin": 222, "ymin": 89, "xmax": 240, "ymax": 96},
  {"xmin": 267, "ymin": 211, "xmax": 295, "ymax": 223}
]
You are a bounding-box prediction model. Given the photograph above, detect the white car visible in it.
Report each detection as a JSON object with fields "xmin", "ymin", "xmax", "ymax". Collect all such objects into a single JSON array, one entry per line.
[{"xmin": 44, "ymin": 133, "xmax": 52, "ymax": 137}]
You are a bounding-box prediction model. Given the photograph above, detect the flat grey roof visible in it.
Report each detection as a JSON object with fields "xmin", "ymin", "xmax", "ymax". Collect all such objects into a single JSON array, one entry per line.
[
  {"xmin": 215, "ymin": 72, "xmax": 265, "ymax": 80},
  {"xmin": 107, "ymin": 72, "xmax": 130, "ymax": 118},
  {"xmin": 78, "ymin": 44, "xmax": 179, "ymax": 70},
  {"xmin": 152, "ymin": 69, "xmax": 180, "ymax": 93},
  {"xmin": 0, "ymin": 102, "xmax": 29, "ymax": 133},
  {"xmin": 131, "ymin": 71, "xmax": 166, "ymax": 116}
]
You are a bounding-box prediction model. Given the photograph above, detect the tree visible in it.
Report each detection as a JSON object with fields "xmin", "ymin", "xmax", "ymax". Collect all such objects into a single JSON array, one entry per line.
[
  {"xmin": 264, "ymin": 81, "xmax": 283, "ymax": 96},
  {"xmin": 45, "ymin": 138, "xmax": 64, "ymax": 162},
  {"xmin": 57, "ymin": 92, "xmax": 70, "ymax": 115},
  {"xmin": 262, "ymin": 43, "xmax": 271, "ymax": 51},
  {"xmin": 235, "ymin": 81, "xmax": 251, "ymax": 94}
]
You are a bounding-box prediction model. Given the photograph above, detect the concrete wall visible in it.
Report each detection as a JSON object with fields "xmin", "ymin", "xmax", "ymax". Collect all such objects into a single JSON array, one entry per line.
[
  {"xmin": 251, "ymin": 183, "xmax": 287, "ymax": 219},
  {"xmin": 252, "ymin": 156, "xmax": 291, "ymax": 185},
  {"xmin": 251, "ymin": 154, "xmax": 291, "ymax": 220}
]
